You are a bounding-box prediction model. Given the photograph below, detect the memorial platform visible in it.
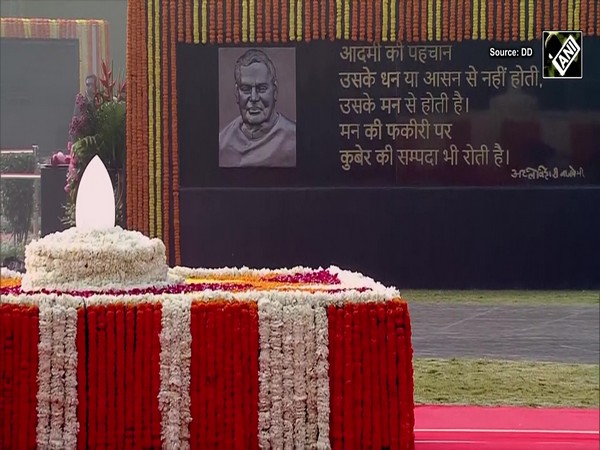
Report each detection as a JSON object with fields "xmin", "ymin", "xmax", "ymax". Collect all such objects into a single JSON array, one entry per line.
[{"xmin": 0, "ymin": 266, "xmax": 414, "ymax": 449}]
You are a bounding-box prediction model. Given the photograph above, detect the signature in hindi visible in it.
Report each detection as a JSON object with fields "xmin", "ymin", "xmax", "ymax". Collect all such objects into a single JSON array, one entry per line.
[{"xmin": 510, "ymin": 165, "xmax": 585, "ymax": 180}]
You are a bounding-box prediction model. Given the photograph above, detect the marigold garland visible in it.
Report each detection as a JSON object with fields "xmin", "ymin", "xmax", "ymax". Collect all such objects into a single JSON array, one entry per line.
[
  {"xmin": 273, "ymin": 0, "xmax": 280, "ymax": 41},
  {"xmin": 147, "ymin": 1, "xmax": 156, "ymax": 237},
  {"xmin": 528, "ymin": 0, "xmax": 534, "ymax": 40},
  {"xmin": 413, "ymin": 0, "xmax": 419, "ymax": 42},
  {"xmin": 250, "ymin": 0, "xmax": 256, "ymax": 41},
  {"xmin": 155, "ymin": 0, "xmax": 163, "ymax": 239},
  {"xmin": 256, "ymin": 0, "xmax": 263, "ymax": 41},
  {"xmin": 512, "ymin": 0, "xmax": 518, "ymax": 40},
  {"xmin": 215, "ymin": 0, "xmax": 222, "ymax": 42},
  {"xmin": 209, "ymin": 0, "xmax": 216, "ymax": 42},
  {"xmin": 304, "ymin": 0, "xmax": 311, "ymax": 41},
  {"xmin": 202, "ymin": 0, "xmax": 209, "ymax": 44},
  {"xmin": 457, "ymin": 0, "xmax": 466, "ymax": 42},
  {"xmin": 289, "ymin": 0, "xmax": 296, "ymax": 40},
  {"xmin": 382, "ymin": 0, "xmax": 389, "ymax": 41},
  {"xmin": 450, "ymin": 0, "xmax": 456, "ymax": 41},
  {"xmin": 162, "ymin": 0, "xmax": 171, "ymax": 256},
  {"xmin": 366, "ymin": 0, "xmax": 373, "ymax": 42},
  {"xmin": 363, "ymin": 0, "xmax": 370, "ymax": 41},
  {"xmin": 327, "ymin": 0, "xmax": 334, "ymax": 39},
  {"xmin": 296, "ymin": 0, "xmax": 302, "ymax": 40},
  {"xmin": 589, "ymin": 0, "xmax": 595, "ymax": 35},
  {"xmin": 495, "ymin": 0, "xmax": 501, "ymax": 42},
  {"xmin": 312, "ymin": 0, "xmax": 318, "ymax": 40},
  {"xmin": 185, "ymin": 0, "xmax": 192, "ymax": 42},
  {"xmin": 232, "ymin": 0, "xmax": 240, "ymax": 42},
  {"xmin": 420, "ymin": 0, "xmax": 427, "ymax": 41}
]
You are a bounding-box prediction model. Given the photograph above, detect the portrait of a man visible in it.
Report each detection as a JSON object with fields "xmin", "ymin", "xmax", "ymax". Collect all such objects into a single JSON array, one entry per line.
[{"xmin": 219, "ymin": 48, "xmax": 296, "ymax": 167}]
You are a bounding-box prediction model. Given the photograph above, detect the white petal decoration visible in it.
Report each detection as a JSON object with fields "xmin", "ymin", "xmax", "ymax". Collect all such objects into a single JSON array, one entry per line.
[{"xmin": 75, "ymin": 155, "xmax": 115, "ymax": 230}]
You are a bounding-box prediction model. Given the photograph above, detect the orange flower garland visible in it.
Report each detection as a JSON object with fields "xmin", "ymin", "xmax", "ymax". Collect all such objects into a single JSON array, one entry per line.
[
  {"xmin": 273, "ymin": 0, "xmax": 279, "ymax": 42},
  {"xmin": 421, "ymin": 0, "xmax": 427, "ymax": 41},
  {"xmin": 351, "ymin": 0, "xmax": 358, "ymax": 40},
  {"xmin": 413, "ymin": 0, "xmax": 420, "ymax": 42},
  {"xmin": 186, "ymin": 0, "xmax": 192, "ymax": 42},
  {"xmin": 456, "ymin": 0, "xmax": 463, "ymax": 41},
  {"xmin": 257, "ymin": 0, "xmax": 263, "ymax": 42},
  {"xmin": 406, "ymin": 0, "xmax": 412, "ymax": 42},
  {"xmin": 312, "ymin": 0, "xmax": 318, "ymax": 40},
  {"xmin": 496, "ymin": 0, "xmax": 502, "ymax": 42},
  {"xmin": 450, "ymin": 0, "xmax": 456, "ymax": 42},
  {"xmin": 233, "ymin": 0, "xmax": 240, "ymax": 42},
  {"xmin": 374, "ymin": 0, "xmax": 381, "ymax": 41},
  {"xmin": 162, "ymin": 0, "xmax": 171, "ymax": 256}
]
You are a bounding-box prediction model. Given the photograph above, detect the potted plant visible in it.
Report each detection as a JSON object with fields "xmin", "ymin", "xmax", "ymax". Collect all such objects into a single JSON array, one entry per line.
[{"xmin": 63, "ymin": 60, "xmax": 126, "ymax": 226}]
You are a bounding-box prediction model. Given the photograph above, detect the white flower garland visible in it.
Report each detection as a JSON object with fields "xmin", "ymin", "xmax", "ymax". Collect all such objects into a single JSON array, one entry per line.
[
  {"xmin": 314, "ymin": 305, "xmax": 331, "ymax": 449},
  {"xmin": 282, "ymin": 305, "xmax": 295, "ymax": 448},
  {"xmin": 304, "ymin": 305, "xmax": 318, "ymax": 444},
  {"xmin": 257, "ymin": 297, "xmax": 272, "ymax": 448},
  {"xmin": 292, "ymin": 304, "xmax": 308, "ymax": 448},
  {"xmin": 36, "ymin": 297, "xmax": 53, "ymax": 448},
  {"xmin": 35, "ymin": 297, "xmax": 80, "ymax": 449},
  {"xmin": 268, "ymin": 299, "xmax": 284, "ymax": 449},
  {"xmin": 159, "ymin": 296, "xmax": 192, "ymax": 449},
  {"xmin": 63, "ymin": 305, "xmax": 80, "ymax": 449}
]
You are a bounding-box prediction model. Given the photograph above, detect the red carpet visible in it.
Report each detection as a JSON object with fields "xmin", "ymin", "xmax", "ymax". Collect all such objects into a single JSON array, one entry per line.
[{"xmin": 415, "ymin": 405, "xmax": 600, "ymax": 449}]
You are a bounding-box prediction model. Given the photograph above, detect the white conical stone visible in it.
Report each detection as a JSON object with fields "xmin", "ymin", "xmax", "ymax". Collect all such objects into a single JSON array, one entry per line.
[{"xmin": 75, "ymin": 155, "xmax": 115, "ymax": 230}]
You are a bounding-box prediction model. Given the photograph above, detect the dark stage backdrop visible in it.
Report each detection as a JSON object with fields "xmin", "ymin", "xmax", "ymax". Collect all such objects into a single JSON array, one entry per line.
[
  {"xmin": 177, "ymin": 37, "xmax": 600, "ymax": 288},
  {"xmin": 0, "ymin": 38, "xmax": 79, "ymax": 157}
]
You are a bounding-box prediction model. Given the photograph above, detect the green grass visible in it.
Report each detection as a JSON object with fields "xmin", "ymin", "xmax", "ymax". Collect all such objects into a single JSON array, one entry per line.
[
  {"xmin": 402, "ymin": 290, "xmax": 600, "ymax": 305},
  {"xmin": 414, "ymin": 358, "xmax": 600, "ymax": 408}
]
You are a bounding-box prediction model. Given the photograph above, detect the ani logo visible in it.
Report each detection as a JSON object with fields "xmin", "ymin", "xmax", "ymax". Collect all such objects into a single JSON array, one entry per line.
[
  {"xmin": 542, "ymin": 31, "xmax": 583, "ymax": 79},
  {"xmin": 75, "ymin": 155, "xmax": 116, "ymax": 230}
]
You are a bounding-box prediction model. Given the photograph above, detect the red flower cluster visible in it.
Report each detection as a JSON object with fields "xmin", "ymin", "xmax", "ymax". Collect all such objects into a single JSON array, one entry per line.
[{"xmin": 265, "ymin": 269, "xmax": 340, "ymax": 285}]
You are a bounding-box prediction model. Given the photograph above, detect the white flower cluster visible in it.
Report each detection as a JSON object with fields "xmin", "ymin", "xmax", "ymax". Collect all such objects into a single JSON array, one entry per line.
[
  {"xmin": 21, "ymin": 227, "xmax": 173, "ymax": 292},
  {"xmin": 0, "ymin": 267, "xmax": 22, "ymax": 279}
]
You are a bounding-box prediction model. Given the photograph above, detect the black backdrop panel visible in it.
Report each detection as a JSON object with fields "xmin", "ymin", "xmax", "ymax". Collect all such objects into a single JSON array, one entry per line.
[
  {"xmin": 177, "ymin": 37, "xmax": 600, "ymax": 288},
  {"xmin": 178, "ymin": 39, "xmax": 600, "ymax": 187},
  {"xmin": 179, "ymin": 187, "xmax": 600, "ymax": 289},
  {"xmin": 0, "ymin": 38, "xmax": 79, "ymax": 156}
]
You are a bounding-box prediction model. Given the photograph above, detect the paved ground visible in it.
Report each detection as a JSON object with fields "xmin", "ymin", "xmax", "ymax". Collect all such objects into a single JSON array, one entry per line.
[{"xmin": 409, "ymin": 304, "xmax": 599, "ymax": 363}]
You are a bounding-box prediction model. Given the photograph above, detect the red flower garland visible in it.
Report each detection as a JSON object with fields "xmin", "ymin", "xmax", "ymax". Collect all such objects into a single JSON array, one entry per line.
[
  {"xmin": 232, "ymin": 304, "xmax": 244, "ymax": 448},
  {"xmin": 134, "ymin": 306, "xmax": 145, "ymax": 446},
  {"xmin": 15, "ymin": 306, "xmax": 25, "ymax": 449},
  {"xmin": 105, "ymin": 306, "xmax": 116, "ymax": 447},
  {"xmin": 151, "ymin": 305, "xmax": 162, "ymax": 447},
  {"xmin": 395, "ymin": 305, "xmax": 409, "ymax": 449},
  {"xmin": 371, "ymin": 306, "xmax": 383, "ymax": 448},
  {"xmin": 378, "ymin": 305, "xmax": 390, "ymax": 447},
  {"xmin": 189, "ymin": 303, "xmax": 199, "ymax": 448},
  {"xmin": 124, "ymin": 307, "xmax": 136, "ymax": 448},
  {"xmin": 351, "ymin": 305, "xmax": 363, "ymax": 446},
  {"xmin": 115, "ymin": 305, "xmax": 126, "ymax": 447},
  {"xmin": 248, "ymin": 302, "xmax": 259, "ymax": 449},
  {"xmin": 144, "ymin": 304, "xmax": 154, "ymax": 447},
  {"xmin": 360, "ymin": 303, "xmax": 372, "ymax": 447},
  {"xmin": 343, "ymin": 307, "xmax": 355, "ymax": 448},
  {"xmin": 386, "ymin": 304, "xmax": 400, "ymax": 450},
  {"xmin": 30, "ymin": 307, "xmax": 40, "ymax": 450},
  {"xmin": 87, "ymin": 308, "xmax": 98, "ymax": 447},
  {"xmin": 97, "ymin": 307, "xmax": 108, "ymax": 445}
]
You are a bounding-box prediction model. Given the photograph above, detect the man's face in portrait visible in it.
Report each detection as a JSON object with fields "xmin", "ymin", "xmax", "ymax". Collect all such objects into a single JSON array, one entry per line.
[{"xmin": 235, "ymin": 62, "xmax": 277, "ymax": 126}]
